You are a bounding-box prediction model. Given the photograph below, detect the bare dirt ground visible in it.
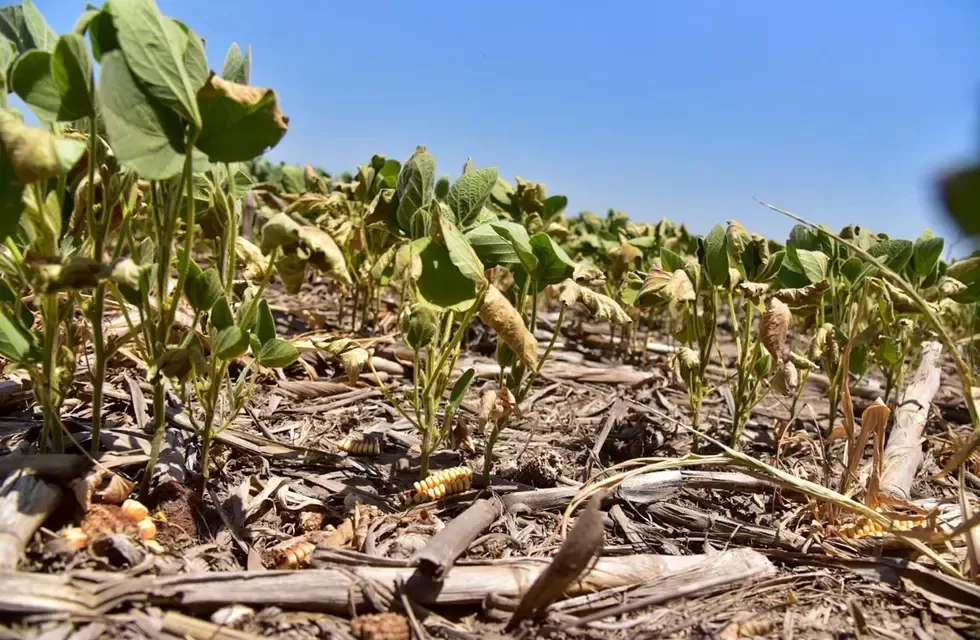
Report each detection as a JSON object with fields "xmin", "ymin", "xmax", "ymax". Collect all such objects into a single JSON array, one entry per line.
[{"xmin": 2, "ymin": 281, "xmax": 979, "ymax": 639}]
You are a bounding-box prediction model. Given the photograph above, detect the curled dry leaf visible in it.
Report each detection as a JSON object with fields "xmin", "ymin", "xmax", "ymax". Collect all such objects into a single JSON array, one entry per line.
[
  {"xmin": 771, "ymin": 281, "xmax": 830, "ymax": 307},
  {"xmin": 312, "ymin": 337, "xmax": 371, "ymax": 384},
  {"xmin": 557, "ymin": 278, "xmax": 632, "ymax": 325},
  {"xmin": 772, "ymin": 360, "xmax": 799, "ymax": 396},
  {"xmin": 478, "ymin": 285, "xmax": 538, "ymax": 368},
  {"xmin": 761, "ymin": 297, "xmax": 791, "ymax": 363},
  {"xmin": 477, "ymin": 387, "xmax": 520, "ymax": 434},
  {"xmin": 236, "ymin": 236, "xmax": 269, "ymax": 280},
  {"xmin": 70, "ymin": 468, "xmax": 136, "ymax": 512},
  {"xmin": 637, "ymin": 267, "xmax": 696, "ymax": 307}
]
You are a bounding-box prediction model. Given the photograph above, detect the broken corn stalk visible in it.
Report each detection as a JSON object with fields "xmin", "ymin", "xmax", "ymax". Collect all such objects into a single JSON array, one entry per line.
[
  {"xmin": 338, "ymin": 436, "xmax": 381, "ymax": 456},
  {"xmin": 400, "ymin": 466, "xmax": 473, "ymax": 505}
]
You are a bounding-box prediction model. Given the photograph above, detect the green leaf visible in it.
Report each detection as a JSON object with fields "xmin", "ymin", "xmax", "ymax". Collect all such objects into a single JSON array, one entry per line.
[
  {"xmin": 702, "ymin": 223, "xmax": 729, "ymax": 287},
  {"xmin": 97, "ymin": 50, "xmax": 188, "ymax": 180},
  {"xmin": 83, "ymin": 10, "xmax": 118, "ymax": 62},
  {"xmin": 794, "ymin": 249, "xmax": 829, "ymax": 284},
  {"xmin": 412, "ymin": 237, "xmax": 480, "ymax": 312},
  {"xmin": 540, "ymin": 195, "xmax": 567, "ymax": 220},
  {"xmin": 448, "ymin": 368, "xmax": 476, "ymax": 415},
  {"xmin": 255, "ymin": 298, "xmax": 276, "ymax": 345},
  {"xmin": 466, "ymin": 223, "xmax": 520, "ymax": 270},
  {"xmin": 490, "ymin": 220, "xmax": 537, "ymax": 274},
  {"xmin": 280, "ymin": 164, "xmax": 305, "ymax": 193},
  {"xmin": 10, "ymin": 50, "xmax": 62, "ymax": 122},
  {"xmin": 186, "ymin": 267, "xmax": 221, "ymax": 312},
  {"xmin": 756, "ymin": 250, "xmax": 784, "ymax": 282},
  {"xmin": 0, "ymin": 4, "xmax": 29, "ymax": 52},
  {"xmin": 21, "ymin": 0, "xmax": 55, "ymax": 52},
  {"xmin": 214, "ymin": 325, "xmax": 249, "ymax": 360},
  {"xmin": 52, "ymin": 34, "xmax": 94, "ymax": 120},
  {"xmin": 195, "ymin": 73, "xmax": 289, "ymax": 162},
  {"xmin": 257, "ymin": 338, "xmax": 298, "ymax": 368},
  {"xmin": 447, "ymin": 165, "xmax": 497, "ymax": 229},
  {"xmin": 869, "ymin": 239, "xmax": 914, "ymax": 274},
  {"xmin": 221, "ymin": 42, "xmax": 250, "ymax": 84},
  {"xmin": 912, "ymin": 234, "xmax": 944, "ymax": 279},
  {"xmin": 0, "ymin": 308, "xmax": 34, "ymax": 362},
  {"xmin": 0, "ymin": 34, "xmax": 16, "ymax": 92},
  {"xmin": 877, "ymin": 336, "xmax": 901, "ymax": 367},
  {"xmin": 840, "ymin": 256, "xmax": 866, "ymax": 284},
  {"xmin": 108, "ymin": 0, "xmax": 204, "ymax": 126},
  {"xmin": 849, "ymin": 344, "xmax": 869, "ymax": 376},
  {"xmin": 530, "ymin": 233, "xmax": 576, "ymax": 286},
  {"xmin": 661, "ymin": 247, "xmax": 687, "ymax": 273},
  {"xmin": 948, "ymin": 256, "xmax": 980, "ymax": 286},
  {"xmin": 210, "ymin": 295, "xmax": 234, "ymax": 331},
  {"xmin": 439, "ymin": 214, "xmax": 487, "ymax": 286},
  {"xmin": 377, "ymin": 158, "xmax": 400, "ymax": 189},
  {"xmin": 396, "ymin": 146, "xmax": 436, "ymax": 238}
]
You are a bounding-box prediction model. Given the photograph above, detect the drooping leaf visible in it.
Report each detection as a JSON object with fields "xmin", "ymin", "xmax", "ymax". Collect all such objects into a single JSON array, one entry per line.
[
  {"xmin": 478, "ymin": 285, "xmax": 538, "ymax": 367},
  {"xmin": 447, "ymin": 165, "xmax": 497, "ymax": 229},
  {"xmin": 448, "ymin": 368, "xmax": 476, "ymax": 415},
  {"xmin": 395, "ymin": 146, "xmax": 436, "ymax": 238},
  {"xmin": 0, "ymin": 4, "xmax": 29, "ymax": 52},
  {"xmin": 280, "ymin": 164, "xmax": 305, "ymax": 194},
  {"xmin": 439, "ymin": 214, "xmax": 487, "ymax": 287},
  {"xmin": 0, "ymin": 309, "xmax": 35, "ymax": 362},
  {"xmin": 637, "ymin": 266, "xmax": 696, "ymax": 307},
  {"xmin": 21, "ymin": 0, "xmax": 55, "ymax": 51},
  {"xmin": 540, "ymin": 195, "xmax": 567, "ymax": 220},
  {"xmin": 97, "ymin": 51, "xmax": 188, "ymax": 180},
  {"xmin": 210, "ymin": 295, "xmax": 234, "ymax": 331},
  {"xmin": 794, "ymin": 249, "xmax": 829, "ymax": 284},
  {"xmin": 529, "ymin": 232, "xmax": 576, "ymax": 286},
  {"xmin": 221, "ymin": 41, "xmax": 251, "ymax": 85},
  {"xmin": 195, "ymin": 73, "xmax": 289, "ymax": 162},
  {"xmin": 52, "ymin": 33, "xmax": 94, "ymax": 119},
  {"xmin": 108, "ymin": 0, "xmax": 204, "ymax": 126},
  {"xmin": 84, "ymin": 10, "xmax": 119, "ymax": 61},
  {"xmin": 557, "ymin": 279, "xmax": 632, "ymax": 325},
  {"xmin": 912, "ymin": 233, "xmax": 944, "ymax": 279},
  {"xmin": 490, "ymin": 220, "xmax": 536, "ymax": 274},
  {"xmin": 255, "ymin": 298, "xmax": 276, "ymax": 345},
  {"xmin": 0, "ymin": 34, "xmax": 16, "ymax": 92},
  {"xmin": 214, "ymin": 325, "xmax": 249, "ymax": 360},
  {"xmin": 10, "ymin": 50, "xmax": 62, "ymax": 122},
  {"xmin": 466, "ymin": 222, "xmax": 520, "ymax": 270},
  {"xmin": 257, "ymin": 338, "xmax": 298, "ymax": 368},
  {"xmin": 0, "ymin": 108, "xmax": 84, "ymax": 185},
  {"xmin": 701, "ymin": 223, "xmax": 729, "ymax": 287},
  {"xmin": 185, "ymin": 266, "xmax": 221, "ymax": 312},
  {"xmin": 412, "ymin": 236, "xmax": 480, "ymax": 312},
  {"xmin": 869, "ymin": 239, "xmax": 914, "ymax": 274},
  {"xmin": 661, "ymin": 247, "xmax": 687, "ymax": 273},
  {"xmin": 295, "ymin": 225, "xmax": 352, "ymax": 286}
]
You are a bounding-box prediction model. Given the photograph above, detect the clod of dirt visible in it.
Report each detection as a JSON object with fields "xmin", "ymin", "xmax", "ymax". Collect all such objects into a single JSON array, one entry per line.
[
  {"xmin": 150, "ymin": 477, "xmax": 203, "ymax": 547},
  {"xmin": 351, "ymin": 612, "xmax": 410, "ymax": 640},
  {"xmin": 503, "ymin": 451, "xmax": 565, "ymax": 488}
]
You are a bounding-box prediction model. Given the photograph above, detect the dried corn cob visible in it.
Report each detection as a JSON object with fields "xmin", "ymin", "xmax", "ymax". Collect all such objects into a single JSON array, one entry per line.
[
  {"xmin": 835, "ymin": 515, "xmax": 924, "ymax": 539},
  {"xmin": 338, "ymin": 435, "xmax": 381, "ymax": 456},
  {"xmin": 399, "ymin": 466, "xmax": 473, "ymax": 505}
]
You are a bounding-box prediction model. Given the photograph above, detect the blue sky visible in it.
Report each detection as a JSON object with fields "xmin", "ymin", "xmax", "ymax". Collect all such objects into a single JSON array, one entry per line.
[{"xmin": 34, "ymin": 0, "xmax": 980, "ymax": 254}]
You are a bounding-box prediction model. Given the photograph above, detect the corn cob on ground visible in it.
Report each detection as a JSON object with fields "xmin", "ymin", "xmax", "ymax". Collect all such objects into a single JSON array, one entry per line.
[
  {"xmin": 398, "ymin": 466, "xmax": 473, "ymax": 506},
  {"xmin": 338, "ymin": 435, "xmax": 381, "ymax": 456}
]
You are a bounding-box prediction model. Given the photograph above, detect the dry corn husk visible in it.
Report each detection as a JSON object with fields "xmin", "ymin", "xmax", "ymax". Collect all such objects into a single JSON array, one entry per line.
[
  {"xmin": 478, "ymin": 286, "xmax": 538, "ymax": 368},
  {"xmin": 761, "ymin": 297, "xmax": 791, "ymax": 363}
]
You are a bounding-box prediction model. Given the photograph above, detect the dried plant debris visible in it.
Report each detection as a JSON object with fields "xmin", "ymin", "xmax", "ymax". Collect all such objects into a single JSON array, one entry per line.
[{"xmin": 351, "ymin": 613, "xmax": 410, "ymax": 640}]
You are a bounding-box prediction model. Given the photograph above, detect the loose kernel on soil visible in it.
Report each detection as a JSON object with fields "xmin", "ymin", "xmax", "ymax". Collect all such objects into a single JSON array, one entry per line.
[
  {"xmin": 121, "ymin": 499, "xmax": 150, "ymax": 523},
  {"xmin": 137, "ymin": 518, "xmax": 157, "ymax": 541}
]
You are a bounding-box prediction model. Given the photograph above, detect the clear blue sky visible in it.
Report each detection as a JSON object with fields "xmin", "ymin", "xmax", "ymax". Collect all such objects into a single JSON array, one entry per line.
[{"xmin": 34, "ymin": 0, "xmax": 980, "ymax": 254}]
